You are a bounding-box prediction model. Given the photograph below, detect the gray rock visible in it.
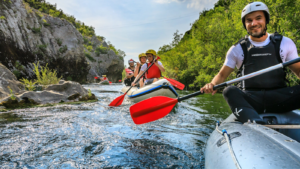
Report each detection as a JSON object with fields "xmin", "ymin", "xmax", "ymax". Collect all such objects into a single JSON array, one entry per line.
[
  {"xmin": 59, "ymin": 80, "xmax": 65, "ymax": 84},
  {"xmin": 0, "ymin": 63, "xmax": 25, "ymax": 99},
  {"xmin": 0, "ymin": 80, "xmax": 92, "ymax": 105},
  {"xmin": 0, "ymin": 0, "xmax": 123, "ymax": 83},
  {"xmin": 18, "ymin": 91, "xmax": 66, "ymax": 104},
  {"xmin": 44, "ymin": 81, "xmax": 88, "ymax": 98},
  {"xmin": 0, "ymin": 106, "xmax": 6, "ymax": 110}
]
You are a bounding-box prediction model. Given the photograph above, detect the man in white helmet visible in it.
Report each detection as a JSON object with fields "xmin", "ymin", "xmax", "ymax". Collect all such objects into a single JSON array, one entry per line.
[{"xmin": 200, "ymin": 2, "xmax": 300, "ymax": 124}]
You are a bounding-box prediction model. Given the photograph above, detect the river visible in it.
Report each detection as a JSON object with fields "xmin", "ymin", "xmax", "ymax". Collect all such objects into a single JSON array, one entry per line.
[{"xmin": 0, "ymin": 84, "xmax": 231, "ymax": 168}]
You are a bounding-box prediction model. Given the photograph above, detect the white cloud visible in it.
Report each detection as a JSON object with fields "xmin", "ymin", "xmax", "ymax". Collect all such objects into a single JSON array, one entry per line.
[{"xmin": 187, "ymin": 0, "xmax": 218, "ymax": 11}]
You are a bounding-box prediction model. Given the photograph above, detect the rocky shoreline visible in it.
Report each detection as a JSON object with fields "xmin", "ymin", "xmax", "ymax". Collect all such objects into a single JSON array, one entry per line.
[{"xmin": 0, "ymin": 63, "xmax": 97, "ymax": 111}]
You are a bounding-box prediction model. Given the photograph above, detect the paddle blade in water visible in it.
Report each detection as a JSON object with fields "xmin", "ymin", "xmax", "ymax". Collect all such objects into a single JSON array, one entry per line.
[
  {"xmin": 130, "ymin": 96, "xmax": 178, "ymax": 125},
  {"xmin": 164, "ymin": 77, "xmax": 185, "ymax": 90},
  {"xmin": 109, "ymin": 94, "xmax": 125, "ymax": 107}
]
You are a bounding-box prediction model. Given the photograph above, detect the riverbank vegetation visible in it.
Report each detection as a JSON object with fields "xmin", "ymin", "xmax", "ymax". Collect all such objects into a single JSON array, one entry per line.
[
  {"xmin": 20, "ymin": 62, "xmax": 61, "ymax": 90},
  {"xmin": 158, "ymin": 0, "xmax": 300, "ymax": 89}
]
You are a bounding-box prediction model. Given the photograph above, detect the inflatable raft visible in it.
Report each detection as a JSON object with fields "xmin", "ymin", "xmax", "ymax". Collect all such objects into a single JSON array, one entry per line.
[
  {"xmin": 99, "ymin": 80, "xmax": 110, "ymax": 85},
  {"xmin": 205, "ymin": 110, "xmax": 300, "ymax": 169},
  {"xmin": 121, "ymin": 79, "xmax": 178, "ymax": 103}
]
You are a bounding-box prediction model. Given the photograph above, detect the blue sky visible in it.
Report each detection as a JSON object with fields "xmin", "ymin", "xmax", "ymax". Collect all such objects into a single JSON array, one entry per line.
[{"xmin": 47, "ymin": 0, "xmax": 218, "ymax": 67}]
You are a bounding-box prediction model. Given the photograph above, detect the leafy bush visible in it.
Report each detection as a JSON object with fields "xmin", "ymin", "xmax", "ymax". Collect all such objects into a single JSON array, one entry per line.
[
  {"xmin": 43, "ymin": 19, "xmax": 50, "ymax": 26},
  {"xmin": 0, "ymin": 16, "xmax": 6, "ymax": 20},
  {"xmin": 84, "ymin": 52, "xmax": 96, "ymax": 62},
  {"xmin": 95, "ymin": 45, "xmax": 108, "ymax": 55},
  {"xmin": 7, "ymin": 86, "xmax": 16, "ymax": 100},
  {"xmin": 56, "ymin": 38, "xmax": 62, "ymax": 46},
  {"xmin": 23, "ymin": 1, "xmax": 33, "ymax": 14},
  {"xmin": 97, "ymin": 36, "xmax": 105, "ymax": 42},
  {"xmin": 67, "ymin": 76, "xmax": 72, "ymax": 81},
  {"xmin": 88, "ymin": 89, "xmax": 92, "ymax": 97},
  {"xmin": 35, "ymin": 10, "xmax": 43, "ymax": 18},
  {"xmin": 59, "ymin": 45, "xmax": 68, "ymax": 53},
  {"xmin": 83, "ymin": 37, "xmax": 89, "ymax": 44},
  {"xmin": 20, "ymin": 78, "xmax": 36, "ymax": 91},
  {"xmin": 12, "ymin": 70, "xmax": 21, "ymax": 78},
  {"xmin": 15, "ymin": 61, "xmax": 24, "ymax": 71},
  {"xmin": 38, "ymin": 44, "xmax": 47, "ymax": 53},
  {"xmin": 84, "ymin": 44, "xmax": 93, "ymax": 52},
  {"xmin": 32, "ymin": 27, "xmax": 41, "ymax": 33},
  {"xmin": 33, "ymin": 62, "xmax": 62, "ymax": 86}
]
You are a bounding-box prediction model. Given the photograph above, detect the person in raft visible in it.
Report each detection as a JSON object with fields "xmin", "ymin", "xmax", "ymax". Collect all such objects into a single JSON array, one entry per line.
[
  {"xmin": 200, "ymin": 2, "xmax": 300, "ymax": 124},
  {"xmin": 132, "ymin": 49, "xmax": 165, "ymax": 86},
  {"xmin": 100, "ymin": 75, "xmax": 109, "ymax": 81},
  {"xmin": 133, "ymin": 53, "xmax": 147, "ymax": 87},
  {"xmin": 124, "ymin": 59, "xmax": 136, "ymax": 86}
]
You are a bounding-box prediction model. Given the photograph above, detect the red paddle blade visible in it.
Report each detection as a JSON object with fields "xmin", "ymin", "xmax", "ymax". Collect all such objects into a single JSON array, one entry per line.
[
  {"xmin": 109, "ymin": 94, "xmax": 126, "ymax": 107},
  {"xmin": 130, "ymin": 96, "xmax": 178, "ymax": 125},
  {"xmin": 164, "ymin": 77, "xmax": 185, "ymax": 90}
]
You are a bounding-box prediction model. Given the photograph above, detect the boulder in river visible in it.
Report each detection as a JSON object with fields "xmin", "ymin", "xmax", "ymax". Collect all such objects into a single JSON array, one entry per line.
[
  {"xmin": 0, "ymin": 63, "xmax": 25, "ymax": 99},
  {"xmin": 0, "ymin": 80, "xmax": 96, "ymax": 109}
]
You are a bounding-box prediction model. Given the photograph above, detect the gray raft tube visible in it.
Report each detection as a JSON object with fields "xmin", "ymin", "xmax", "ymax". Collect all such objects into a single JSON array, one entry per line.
[{"xmin": 205, "ymin": 110, "xmax": 300, "ymax": 169}]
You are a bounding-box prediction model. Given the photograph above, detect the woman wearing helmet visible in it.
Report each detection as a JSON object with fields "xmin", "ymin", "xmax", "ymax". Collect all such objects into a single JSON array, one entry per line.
[
  {"xmin": 132, "ymin": 49, "xmax": 165, "ymax": 87},
  {"xmin": 124, "ymin": 59, "xmax": 136, "ymax": 86},
  {"xmin": 134, "ymin": 53, "xmax": 147, "ymax": 87},
  {"xmin": 100, "ymin": 75, "xmax": 109, "ymax": 81},
  {"xmin": 200, "ymin": 2, "xmax": 300, "ymax": 124}
]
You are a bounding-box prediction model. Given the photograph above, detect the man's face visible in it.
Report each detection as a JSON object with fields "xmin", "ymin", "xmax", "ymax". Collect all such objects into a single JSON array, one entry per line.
[
  {"xmin": 129, "ymin": 62, "xmax": 134, "ymax": 67},
  {"xmin": 245, "ymin": 11, "xmax": 266, "ymax": 38},
  {"xmin": 146, "ymin": 54, "xmax": 153, "ymax": 62}
]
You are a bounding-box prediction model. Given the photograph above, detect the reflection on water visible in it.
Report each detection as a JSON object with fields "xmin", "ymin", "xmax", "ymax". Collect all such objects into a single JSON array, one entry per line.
[{"xmin": 0, "ymin": 84, "xmax": 231, "ymax": 168}]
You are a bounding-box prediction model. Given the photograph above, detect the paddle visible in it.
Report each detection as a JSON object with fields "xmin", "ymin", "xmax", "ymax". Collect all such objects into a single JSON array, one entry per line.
[
  {"xmin": 163, "ymin": 77, "xmax": 185, "ymax": 90},
  {"xmin": 130, "ymin": 57, "xmax": 300, "ymax": 124},
  {"xmin": 108, "ymin": 57, "xmax": 160, "ymax": 107}
]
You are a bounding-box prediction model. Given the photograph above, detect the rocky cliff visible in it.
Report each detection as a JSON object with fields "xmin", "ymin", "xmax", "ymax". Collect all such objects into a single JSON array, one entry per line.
[{"xmin": 0, "ymin": 0, "xmax": 124, "ymax": 83}]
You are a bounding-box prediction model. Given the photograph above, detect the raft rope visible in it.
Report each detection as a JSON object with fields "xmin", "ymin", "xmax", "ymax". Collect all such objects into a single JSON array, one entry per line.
[{"xmin": 216, "ymin": 121, "xmax": 242, "ymax": 169}]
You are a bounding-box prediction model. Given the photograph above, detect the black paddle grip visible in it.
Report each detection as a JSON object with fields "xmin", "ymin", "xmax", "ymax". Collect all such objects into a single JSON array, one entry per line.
[
  {"xmin": 213, "ymin": 83, "xmax": 227, "ymax": 90},
  {"xmin": 282, "ymin": 57, "xmax": 300, "ymax": 67}
]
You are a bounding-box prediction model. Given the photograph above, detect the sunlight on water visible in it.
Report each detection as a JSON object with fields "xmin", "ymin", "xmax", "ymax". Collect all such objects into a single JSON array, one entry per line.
[{"xmin": 0, "ymin": 84, "xmax": 231, "ymax": 168}]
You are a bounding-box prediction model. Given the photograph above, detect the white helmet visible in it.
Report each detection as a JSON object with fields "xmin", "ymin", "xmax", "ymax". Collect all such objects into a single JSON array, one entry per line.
[{"xmin": 241, "ymin": 2, "xmax": 270, "ymax": 29}]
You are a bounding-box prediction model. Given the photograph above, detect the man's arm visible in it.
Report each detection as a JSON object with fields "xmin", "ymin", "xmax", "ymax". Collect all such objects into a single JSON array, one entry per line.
[
  {"xmin": 133, "ymin": 64, "xmax": 140, "ymax": 77},
  {"xmin": 200, "ymin": 65, "xmax": 234, "ymax": 95},
  {"xmin": 288, "ymin": 62, "xmax": 300, "ymax": 79},
  {"xmin": 155, "ymin": 62, "xmax": 165, "ymax": 72},
  {"xmin": 132, "ymin": 71, "xmax": 144, "ymax": 85},
  {"xmin": 126, "ymin": 72, "xmax": 134, "ymax": 79}
]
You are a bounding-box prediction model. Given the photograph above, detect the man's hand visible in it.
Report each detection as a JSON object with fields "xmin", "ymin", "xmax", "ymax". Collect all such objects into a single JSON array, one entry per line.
[
  {"xmin": 200, "ymin": 83, "xmax": 218, "ymax": 95},
  {"xmin": 131, "ymin": 82, "xmax": 136, "ymax": 87},
  {"xmin": 136, "ymin": 62, "xmax": 141, "ymax": 67}
]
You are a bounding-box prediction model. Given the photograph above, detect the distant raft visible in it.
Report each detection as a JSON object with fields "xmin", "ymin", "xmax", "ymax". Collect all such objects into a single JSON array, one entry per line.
[
  {"xmin": 205, "ymin": 110, "xmax": 300, "ymax": 169},
  {"xmin": 121, "ymin": 79, "xmax": 178, "ymax": 103},
  {"xmin": 99, "ymin": 80, "xmax": 110, "ymax": 85}
]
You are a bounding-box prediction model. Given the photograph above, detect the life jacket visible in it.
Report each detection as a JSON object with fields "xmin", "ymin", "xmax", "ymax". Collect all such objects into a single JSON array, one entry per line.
[
  {"xmin": 124, "ymin": 67, "xmax": 135, "ymax": 85},
  {"xmin": 236, "ymin": 32, "xmax": 288, "ymax": 90},
  {"xmin": 145, "ymin": 62, "xmax": 161, "ymax": 79}
]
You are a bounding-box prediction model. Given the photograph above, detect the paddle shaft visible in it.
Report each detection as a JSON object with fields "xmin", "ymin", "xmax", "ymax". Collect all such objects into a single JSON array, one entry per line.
[
  {"xmin": 264, "ymin": 125, "xmax": 300, "ymax": 129},
  {"xmin": 178, "ymin": 57, "xmax": 300, "ymax": 102},
  {"xmin": 124, "ymin": 60, "xmax": 157, "ymax": 94}
]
